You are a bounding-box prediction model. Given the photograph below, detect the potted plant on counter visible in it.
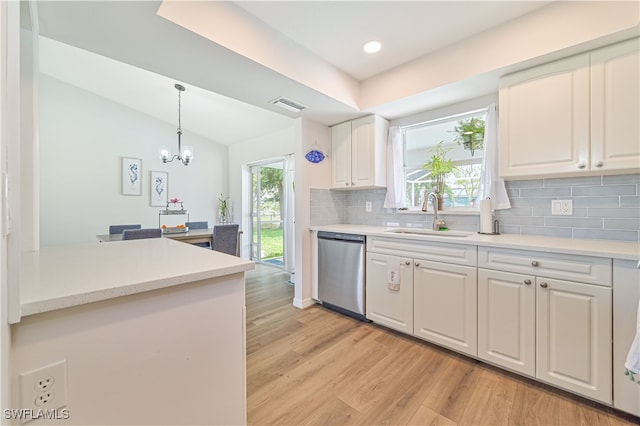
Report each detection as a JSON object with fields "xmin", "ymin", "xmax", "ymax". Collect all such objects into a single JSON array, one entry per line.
[{"xmin": 422, "ymin": 142, "xmax": 457, "ymax": 209}]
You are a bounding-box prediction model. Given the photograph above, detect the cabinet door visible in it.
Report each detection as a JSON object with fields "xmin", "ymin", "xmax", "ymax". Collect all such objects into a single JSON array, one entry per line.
[
  {"xmin": 365, "ymin": 252, "xmax": 413, "ymax": 334},
  {"xmin": 536, "ymin": 277, "xmax": 612, "ymax": 404},
  {"xmin": 350, "ymin": 116, "xmax": 375, "ymax": 187},
  {"xmin": 499, "ymin": 54, "xmax": 590, "ymax": 177},
  {"xmin": 591, "ymin": 38, "xmax": 640, "ymax": 172},
  {"xmin": 613, "ymin": 259, "xmax": 640, "ymax": 416},
  {"xmin": 478, "ymin": 269, "xmax": 535, "ymax": 376},
  {"xmin": 331, "ymin": 121, "xmax": 351, "ymax": 188},
  {"xmin": 414, "ymin": 259, "xmax": 477, "ymax": 356}
]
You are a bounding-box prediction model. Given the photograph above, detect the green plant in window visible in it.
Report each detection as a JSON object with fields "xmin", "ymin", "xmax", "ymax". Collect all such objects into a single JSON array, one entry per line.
[
  {"xmin": 422, "ymin": 142, "xmax": 457, "ymax": 202},
  {"xmin": 452, "ymin": 117, "xmax": 485, "ymax": 156}
]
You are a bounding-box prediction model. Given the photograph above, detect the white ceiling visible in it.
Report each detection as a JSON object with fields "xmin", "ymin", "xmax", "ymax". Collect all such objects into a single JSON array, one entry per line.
[
  {"xmin": 35, "ymin": 1, "xmax": 553, "ymax": 145},
  {"xmin": 235, "ymin": 1, "xmax": 550, "ymax": 81}
]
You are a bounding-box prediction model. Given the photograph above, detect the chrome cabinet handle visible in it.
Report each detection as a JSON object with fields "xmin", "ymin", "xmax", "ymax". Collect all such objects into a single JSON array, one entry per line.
[
  {"xmin": 415, "ymin": 262, "xmax": 420, "ymax": 267},
  {"xmin": 531, "ymin": 260, "xmax": 539, "ymax": 267},
  {"xmin": 524, "ymin": 279, "xmax": 532, "ymax": 285},
  {"xmin": 345, "ymin": 182, "xmax": 349, "ymax": 186},
  {"xmin": 595, "ymin": 161, "xmax": 604, "ymax": 167},
  {"xmin": 405, "ymin": 261, "xmax": 411, "ymax": 266},
  {"xmin": 352, "ymin": 182, "xmax": 356, "ymax": 186},
  {"xmin": 540, "ymin": 282, "xmax": 548, "ymax": 288},
  {"xmin": 578, "ymin": 163, "xmax": 586, "ymax": 169}
]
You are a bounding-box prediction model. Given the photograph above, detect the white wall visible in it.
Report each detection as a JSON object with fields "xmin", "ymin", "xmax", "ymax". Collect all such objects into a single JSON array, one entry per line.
[
  {"xmin": 293, "ymin": 117, "xmax": 331, "ymax": 309},
  {"xmin": 1, "ymin": 0, "xmax": 21, "ymax": 416},
  {"xmin": 227, "ymin": 126, "xmax": 295, "ymax": 257},
  {"xmin": 39, "ymin": 75, "xmax": 229, "ymax": 246}
]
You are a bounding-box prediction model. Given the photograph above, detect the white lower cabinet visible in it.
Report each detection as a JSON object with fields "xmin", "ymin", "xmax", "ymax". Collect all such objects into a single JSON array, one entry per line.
[
  {"xmin": 414, "ymin": 259, "xmax": 477, "ymax": 356},
  {"xmin": 478, "ymin": 269, "xmax": 536, "ymax": 376},
  {"xmin": 478, "ymin": 269, "xmax": 612, "ymax": 403},
  {"xmin": 478, "ymin": 247, "xmax": 613, "ymax": 404},
  {"xmin": 366, "ymin": 252, "xmax": 414, "ymax": 334},
  {"xmin": 612, "ymin": 259, "xmax": 640, "ymax": 417},
  {"xmin": 365, "ymin": 237, "xmax": 477, "ymax": 355},
  {"xmin": 365, "ymin": 239, "xmax": 615, "ymax": 406},
  {"xmin": 536, "ymin": 277, "xmax": 612, "ymax": 403}
]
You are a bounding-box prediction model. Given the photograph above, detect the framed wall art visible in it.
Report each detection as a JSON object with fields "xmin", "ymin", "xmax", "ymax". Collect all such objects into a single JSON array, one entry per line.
[
  {"xmin": 121, "ymin": 157, "xmax": 142, "ymax": 196},
  {"xmin": 150, "ymin": 171, "xmax": 168, "ymax": 206}
]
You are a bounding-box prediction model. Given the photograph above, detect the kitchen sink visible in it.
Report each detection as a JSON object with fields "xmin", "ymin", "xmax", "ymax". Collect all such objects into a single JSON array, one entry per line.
[{"xmin": 385, "ymin": 228, "xmax": 473, "ymax": 238}]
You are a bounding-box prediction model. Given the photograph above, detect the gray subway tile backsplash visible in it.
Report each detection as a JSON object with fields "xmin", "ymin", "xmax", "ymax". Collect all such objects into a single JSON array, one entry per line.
[
  {"xmin": 520, "ymin": 226, "xmax": 574, "ymax": 238},
  {"xmin": 620, "ymin": 196, "xmax": 640, "ymax": 208},
  {"xmin": 572, "ymin": 184, "xmax": 637, "ymax": 196},
  {"xmin": 604, "ymin": 174, "xmax": 640, "ymax": 184},
  {"xmin": 544, "ymin": 176, "xmax": 603, "ymax": 187},
  {"xmin": 310, "ymin": 173, "xmax": 640, "ymax": 242},
  {"xmin": 588, "ymin": 207, "xmax": 640, "ymax": 218},
  {"xmin": 519, "ymin": 187, "xmax": 572, "ymax": 197},
  {"xmin": 573, "ymin": 228, "xmax": 639, "ymax": 242},
  {"xmin": 604, "ymin": 218, "xmax": 640, "ymax": 230}
]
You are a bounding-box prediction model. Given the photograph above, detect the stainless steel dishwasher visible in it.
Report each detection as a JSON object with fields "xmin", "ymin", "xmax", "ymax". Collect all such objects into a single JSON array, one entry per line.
[{"xmin": 317, "ymin": 231, "xmax": 366, "ymax": 320}]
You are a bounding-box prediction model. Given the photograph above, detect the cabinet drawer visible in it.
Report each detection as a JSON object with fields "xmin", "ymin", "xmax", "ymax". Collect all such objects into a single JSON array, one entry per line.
[
  {"xmin": 478, "ymin": 246, "xmax": 611, "ymax": 286},
  {"xmin": 368, "ymin": 237, "xmax": 476, "ymax": 267}
]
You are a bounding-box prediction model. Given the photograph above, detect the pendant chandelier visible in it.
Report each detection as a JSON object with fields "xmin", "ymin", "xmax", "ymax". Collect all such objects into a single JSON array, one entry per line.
[{"xmin": 160, "ymin": 83, "xmax": 193, "ymax": 166}]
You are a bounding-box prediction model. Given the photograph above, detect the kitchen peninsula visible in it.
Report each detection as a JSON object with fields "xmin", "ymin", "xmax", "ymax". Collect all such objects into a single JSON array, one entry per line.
[{"xmin": 13, "ymin": 238, "xmax": 254, "ymax": 425}]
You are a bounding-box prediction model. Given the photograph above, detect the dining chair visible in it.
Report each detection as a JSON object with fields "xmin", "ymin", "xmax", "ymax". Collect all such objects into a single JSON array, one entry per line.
[
  {"xmin": 185, "ymin": 221, "xmax": 208, "ymax": 230},
  {"xmin": 185, "ymin": 221, "xmax": 211, "ymax": 248},
  {"xmin": 122, "ymin": 228, "xmax": 162, "ymax": 240},
  {"xmin": 212, "ymin": 224, "xmax": 240, "ymax": 256},
  {"xmin": 109, "ymin": 224, "xmax": 142, "ymax": 235}
]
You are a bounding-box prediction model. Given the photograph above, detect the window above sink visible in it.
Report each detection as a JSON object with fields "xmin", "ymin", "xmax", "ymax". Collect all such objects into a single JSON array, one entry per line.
[{"xmin": 402, "ymin": 108, "xmax": 487, "ymax": 212}]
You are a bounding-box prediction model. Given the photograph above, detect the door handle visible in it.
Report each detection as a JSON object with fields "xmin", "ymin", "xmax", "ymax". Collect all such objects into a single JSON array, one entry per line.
[
  {"xmin": 524, "ymin": 279, "xmax": 532, "ymax": 285},
  {"xmin": 540, "ymin": 282, "xmax": 548, "ymax": 289}
]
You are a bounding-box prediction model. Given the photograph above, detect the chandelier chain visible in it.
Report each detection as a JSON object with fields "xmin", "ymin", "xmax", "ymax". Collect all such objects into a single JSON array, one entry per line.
[{"xmin": 177, "ymin": 87, "xmax": 182, "ymax": 135}]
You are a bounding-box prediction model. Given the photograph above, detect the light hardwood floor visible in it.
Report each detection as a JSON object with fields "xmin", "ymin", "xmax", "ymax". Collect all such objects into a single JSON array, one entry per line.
[{"xmin": 246, "ymin": 264, "xmax": 638, "ymax": 426}]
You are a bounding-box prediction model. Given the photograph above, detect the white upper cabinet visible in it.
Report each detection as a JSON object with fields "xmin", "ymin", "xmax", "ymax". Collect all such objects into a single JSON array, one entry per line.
[
  {"xmin": 331, "ymin": 115, "xmax": 388, "ymax": 189},
  {"xmin": 591, "ymin": 39, "xmax": 640, "ymax": 172},
  {"xmin": 499, "ymin": 38, "xmax": 639, "ymax": 178},
  {"xmin": 500, "ymin": 54, "xmax": 590, "ymax": 178}
]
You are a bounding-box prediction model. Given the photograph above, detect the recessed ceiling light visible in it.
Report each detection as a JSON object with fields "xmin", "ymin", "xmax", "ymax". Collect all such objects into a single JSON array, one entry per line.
[{"xmin": 363, "ymin": 41, "xmax": 382, "ymax": 54}]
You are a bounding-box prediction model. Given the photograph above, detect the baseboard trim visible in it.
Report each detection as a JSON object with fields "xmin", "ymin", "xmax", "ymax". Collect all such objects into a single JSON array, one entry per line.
[{"xmin": 292, "ymin": 297, "xmax": 316, "ymax": 309}]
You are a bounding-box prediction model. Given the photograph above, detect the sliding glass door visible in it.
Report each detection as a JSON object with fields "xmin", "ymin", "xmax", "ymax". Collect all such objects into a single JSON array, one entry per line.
[{"xmin": 250, "ymin": 160, "xmax": 285, "ymax": 268}]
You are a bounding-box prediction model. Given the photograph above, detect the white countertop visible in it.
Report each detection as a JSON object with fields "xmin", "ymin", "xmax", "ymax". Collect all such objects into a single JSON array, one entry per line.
[
  {"xmin": 310, "ymin": 224, "xmax": 640, "ymax": 261},
  {"xmin": 20, "ymin": 238, "xmax": 255, "ymax": 318}
]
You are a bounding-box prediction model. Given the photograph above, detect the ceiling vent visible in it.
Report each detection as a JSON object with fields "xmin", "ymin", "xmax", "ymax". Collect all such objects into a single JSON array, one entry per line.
[{"xmin": 271, "ymin": 96, "xmax": 306, "ymax": 113}]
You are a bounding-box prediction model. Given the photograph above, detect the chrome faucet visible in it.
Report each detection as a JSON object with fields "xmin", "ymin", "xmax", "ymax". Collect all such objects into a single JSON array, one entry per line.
[{"xmin": 421, "ymin": 191, "xmax": 445, "ymax": 231}]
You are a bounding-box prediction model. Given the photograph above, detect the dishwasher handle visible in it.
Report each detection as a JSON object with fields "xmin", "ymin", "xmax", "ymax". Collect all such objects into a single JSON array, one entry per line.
[{"xmin": 317, "ymin": 231, "xmax": 365, "ymax": 243}]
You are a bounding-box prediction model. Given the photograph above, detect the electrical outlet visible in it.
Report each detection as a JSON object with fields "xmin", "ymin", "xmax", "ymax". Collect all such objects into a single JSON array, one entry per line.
[
  {"xmin": 19, "ymin": 360, "xmax": 67, "ymax": 413},
  {"xmin": 551, "ymin": 199, "xmax": 573, "ymax": 215},
  {"xmin": 365, "ymin": 201, "xmax": 372, "ymax": 212}
]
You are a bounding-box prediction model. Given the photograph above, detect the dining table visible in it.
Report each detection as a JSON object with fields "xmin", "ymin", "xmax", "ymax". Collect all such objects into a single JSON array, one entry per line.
[{"xmin": 96, "ymin": 228, "xmax": 214, "ymax": 246}]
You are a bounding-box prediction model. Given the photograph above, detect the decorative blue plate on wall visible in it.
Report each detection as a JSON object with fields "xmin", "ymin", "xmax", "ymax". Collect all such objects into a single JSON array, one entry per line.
[{"xmin": 305, "ymin": 148, "xmax": 326, "ymax": 164}]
